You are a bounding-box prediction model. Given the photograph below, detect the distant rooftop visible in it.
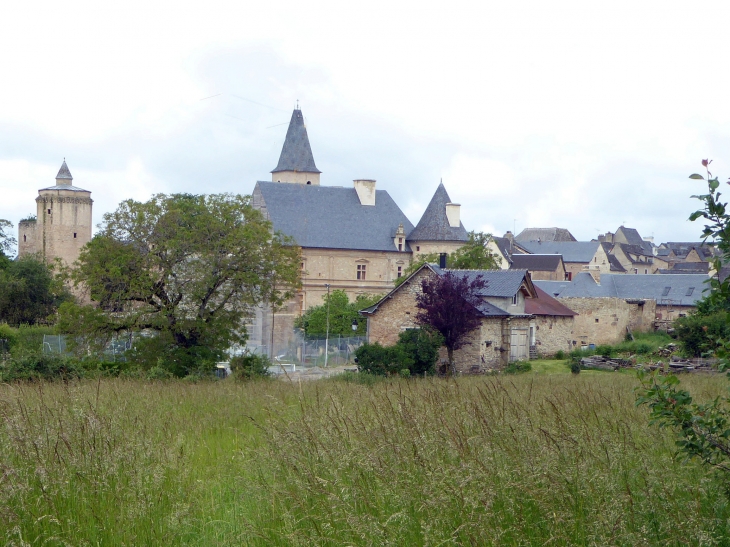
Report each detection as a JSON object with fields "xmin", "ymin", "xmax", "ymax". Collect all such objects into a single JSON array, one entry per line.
[
  {"xmin": 515, "ymin": 227, "xmax": 576, "ymax": 243},
  {"xmin": 271, "ymin": 109, "xmax": 321, "ymax": 174}
]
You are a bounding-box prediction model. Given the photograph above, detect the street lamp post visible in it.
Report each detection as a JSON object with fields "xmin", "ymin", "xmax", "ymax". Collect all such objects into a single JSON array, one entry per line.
[{"xmin": 324, "ymin": 284, "xmax": 331, "ymax": 368}]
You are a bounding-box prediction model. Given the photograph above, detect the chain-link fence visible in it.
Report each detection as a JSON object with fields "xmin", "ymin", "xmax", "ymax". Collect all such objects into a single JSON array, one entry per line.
[
  {"xmin": 276, "ymin": 332, "xmax": 367, "ymax": 368},
  {"xmin": 42, "ymin": 334, "xmax": 133, "ymax": 361}
]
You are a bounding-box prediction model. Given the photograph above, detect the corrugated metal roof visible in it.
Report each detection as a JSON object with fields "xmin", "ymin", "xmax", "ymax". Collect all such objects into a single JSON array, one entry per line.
[
  {"xmin": 526, "ymin": 286, "xmax": 577, "ymax": 316},
  {"xmin": 255, "ymin": 181, "xmax": 414, "ymax": 252}
]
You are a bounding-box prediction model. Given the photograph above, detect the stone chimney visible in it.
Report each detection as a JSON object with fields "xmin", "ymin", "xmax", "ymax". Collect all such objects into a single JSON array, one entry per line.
[
  {"xmin": 354, "ymin": 179, "xmax": 376, "ymax": 206},
  {"xmin": 445, "ymin": 203, "xmax": 461, "ymax": 228}
]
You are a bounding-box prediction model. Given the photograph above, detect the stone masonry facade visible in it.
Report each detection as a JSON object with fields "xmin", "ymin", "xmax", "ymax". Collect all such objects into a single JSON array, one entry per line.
[{"xmin": 557, "ymin": 297, "xmax": 656, "ymax": 346}]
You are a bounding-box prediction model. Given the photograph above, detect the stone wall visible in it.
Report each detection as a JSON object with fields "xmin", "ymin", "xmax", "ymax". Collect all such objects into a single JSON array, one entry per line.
[
  {"xmin": 534, "ymin": 315, "xmax": 575, "ymax": 356},
  {"xmin": 410, "ymin": 240, "xmax": 464, "ymax": 260},
  {"xmin": 18, "ymin": 219, "xmax": 38, "ymax": 256},
  {"xmin": 557, "ymin": 297, "xmax": 656, "ymax": 346},
  {"xmin": 36, "ymin": 189, "xmax": 93, "ymax": 265}
]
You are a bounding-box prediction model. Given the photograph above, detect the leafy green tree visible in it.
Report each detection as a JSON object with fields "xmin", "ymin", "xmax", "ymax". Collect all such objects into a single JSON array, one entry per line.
[
  {"xmin": 449, "ymin": 231, "xmax": 501, "ymax": 269},
  {"xmin": 0, "ymin": 219, "xmax": 16, "ymax": 259},
  {"xmin": 637, "ymin": 160, "xmax": 730, "ymax": 483},
  {"xmin": 395, "ymin": 328, "xmax": 443, "ymax": 375},
  {"xmin": 393, "ymin": 231, "xmax": 500, "ymax": 287},
  {"xmin": 0, "ymin": 255, "xmax": 72, "ymax": 326},
  {"xmin": 59, "ymin": 193, "xmax": 301, "ymax": 376},
  {"xmin": 295, "ymin": 290, "xmax": 381, "ymax": 336}
]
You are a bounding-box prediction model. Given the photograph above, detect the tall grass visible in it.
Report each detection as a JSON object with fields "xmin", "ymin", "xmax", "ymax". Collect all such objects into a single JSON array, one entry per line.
[{"xmin": 0, "ymin": 374, "xmax": 728, "ymax": 545}]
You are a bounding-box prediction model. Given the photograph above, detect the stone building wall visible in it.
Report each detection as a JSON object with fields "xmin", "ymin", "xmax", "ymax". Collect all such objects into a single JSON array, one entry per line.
[
  {"xmin": 35, "ymin": 190, "xmax": 93, "ymax": 265},
  {"xmin": 18, "ymin": 219, "xmax": 39, "ymax": 256},
  {"xmin": 533, "ymin": 315, "xmax": 575, "ymax": 356},
  {"xmin": 565, "ymin": 262, "xmax": 588, "ymax": 278},
  {"xmin": 557, "ymin": 297, "xmax": 656, "ymax": 346},
  {"xmin": 410, "ymin": 240, "xmax": 465, "ymax": 260}
]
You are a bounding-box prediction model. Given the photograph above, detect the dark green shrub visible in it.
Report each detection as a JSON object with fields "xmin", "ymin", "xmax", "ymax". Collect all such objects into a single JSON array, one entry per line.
[
  {"xmin": 570, "ymin": 360, "xmax": 581, "ymax": 374},
  {"xmin": 0, "ymin": 354, "xmax": 84, "ymax": 381},
  {"xmin": 596, "ymin": 345, "xmax": 613, "ymax": 357},
  {"xmin": 354, "ymin": 343, "xmax": 411, "ymax": 376},
  {"xmin": 674, "ymin": 311, "xmax": 730, "ymax": 357},
  {"xmin": 399, "ymin": 368, "xmax": 411, "ymax": 378},
  {"xmin": 230, "ymin": 352, "xmax": 272, "ymax": 380},
  {"xmin": 395, "ymin": 328, "xmax": 443, "ymax": 375},
  {"xmin": 554, "ymin": 350, "xmax": 565, "ymax": 360},
  {"xmin": 146, "ymin": 365, "xmax": 173, "ymax": 380},
  {"xmin": 504, "ymin": 361, "xmax": 532, "ymax": 374}
]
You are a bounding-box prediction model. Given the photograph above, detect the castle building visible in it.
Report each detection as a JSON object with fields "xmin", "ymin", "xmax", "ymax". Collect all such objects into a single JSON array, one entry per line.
[
  {"xmin": 18, "ymin": 161, "xmax": 93, "ymax": 265},
  {"xmin": 250, "ymin": 108, "xmax": 468, "ymax": 354}
]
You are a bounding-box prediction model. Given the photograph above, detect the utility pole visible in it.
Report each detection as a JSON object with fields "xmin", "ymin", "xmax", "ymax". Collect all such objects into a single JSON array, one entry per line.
[{"xmin": 324, "ymin": 284, "xmax": 331, "ymax": 368}]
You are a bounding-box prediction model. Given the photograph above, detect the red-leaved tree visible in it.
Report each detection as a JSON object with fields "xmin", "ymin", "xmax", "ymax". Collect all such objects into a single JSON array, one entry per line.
[{"xmin": 415, "ymin": 271, "xmax": 486, "ymax": 373}]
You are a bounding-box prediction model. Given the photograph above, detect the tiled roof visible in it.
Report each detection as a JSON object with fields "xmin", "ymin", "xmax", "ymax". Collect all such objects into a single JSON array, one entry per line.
[
  {"xmin": 255, "ymin": 181, "xmax": 414, "ymax": 252},
  {"xmin": 669, "ymin": 262, "xmax": 710, "ymax": 273},
  {"xmin": 516, "ymin": 241, "xmax": 600, "ymax": 263},
  {"xmin": 509, "ymin": 254, "xmax": 562, "ymax": 271},
  {"xmin": 607, "ymin": 253, "xmax": 626, "ymax": 272},
  {"xmin": 271, "ymin": 109, "xmax": 321, "ymax": 174},
  {"xmin": 407, "ymin": 183, "xmax": 468, "ymax": 242},
  {"xmin": 515, "ymin": 227, "xmax": 576, "ymax": 242},
  {"xmin": 534, "ymin": 272, "xmax": 707, "ymax": 306},
  {"xmin": 490, "ymin": 236, "xmax": 514, "ymax": 264},
  {"xmin": 616, "ymin": 226, "xmax": 653, "ymax": 254},
  {"xmin": 526, "ymin": 286, "xmax": 577, "ymax": 316}
]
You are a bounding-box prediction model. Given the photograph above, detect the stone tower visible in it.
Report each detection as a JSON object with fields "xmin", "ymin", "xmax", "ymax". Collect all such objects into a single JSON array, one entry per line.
[
  {"xmin": 18, "ymin": 160, "xmax": 93, "ymax": 265},
  {"xmin": 271, "ymin": 108, "xmax": 321, "ymax": 185}
]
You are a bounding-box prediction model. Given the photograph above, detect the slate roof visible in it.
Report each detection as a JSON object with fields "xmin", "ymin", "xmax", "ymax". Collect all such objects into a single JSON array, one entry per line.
[
  {"xmin": 255, "ymin": 181, "xmax": 414, "ymax": 252},
  {"xmin": 407, "ymin": 183, "xmax": 468, "ymax": 242},
  {"xmin": 509, "ymin": 254, "xmax": 562, "ymax": 271},
  {"xmin": 437, "ymin": 267, "xmax": 534, "ymax": 298},
  {"xmin": 607, "ymin": 253, "xmax": 626, "ymax": 272},
  {"xmin": 490, "ymin": 236, "xmax": 513, "ymax": 264},
  {"xmin": 526, "ymin": 286, "xmax": 577, "ymax": 316},
  {"xmin": 359, "ymin": 264, "xmax": 529, "ymax": 317},
  {"xmin": 534, "ymin": 272, "xmax": 707, "ymax": 306},
  {"xmin": 38, "ymin": 185, "xmax": 91, "ymax": 193},
  {"xmin": 515, "ymin": 227, "xmax": 576, "ymax": 243},
  {"xmin": 271, "ymin": 109, "xmax": 321, "ymax": 174},
  {"xmin": 616, "ymin": 226, "xmax": 653, "ymax": 254},
  {"xmin": 516, "ymin": 241, "xmax": 599, "ymax": 263},
  {"xmin": 668, "ymin": 262, "xmax": 710, "ymax": 273},
  {"xmin": 56, "ymin": 160, "xmax": 73, "ymax": 181}
]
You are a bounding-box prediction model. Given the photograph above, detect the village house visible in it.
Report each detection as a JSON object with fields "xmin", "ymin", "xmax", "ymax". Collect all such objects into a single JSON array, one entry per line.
[
  {"xmin": 514, "ymin": 240, "xmax": 601, "ymax": 280},
  {"xmin": 509, "ymin": 253, "xmax": 567, "ymax": 281},
  {"xmin": 360, "ymin": 263, "xmax": 577, "ymax": 372},
  {"xmin": 536, "ymin": 272, "xmax": 706, "ymax": 346}
]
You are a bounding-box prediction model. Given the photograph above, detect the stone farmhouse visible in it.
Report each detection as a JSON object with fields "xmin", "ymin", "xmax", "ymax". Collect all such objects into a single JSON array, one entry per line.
[
  {"xmin": 17, "ymin": 160, "xmax": 93, "ymax": 266},
  {"xmin": 249, "ymin": 108, "xmax": 469, "ymax": 355},
  {"xmin": 536, "ymin": 272, "xmax": 706, "ymax": 346},
  {"xmin": 360, "ymin": 263, "xmax": 577, "ymax": 372}
]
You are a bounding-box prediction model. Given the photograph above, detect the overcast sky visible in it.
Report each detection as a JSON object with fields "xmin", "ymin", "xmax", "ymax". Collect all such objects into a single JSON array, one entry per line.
[{"xmin": 2, "ymin": 1, "xmax": 729, "ymax": 253}]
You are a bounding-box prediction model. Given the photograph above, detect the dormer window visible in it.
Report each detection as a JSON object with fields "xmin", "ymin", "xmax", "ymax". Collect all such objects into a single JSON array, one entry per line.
[{"xmin": 398, "ymin": 238, "xmax": 403, "ymax": 251}]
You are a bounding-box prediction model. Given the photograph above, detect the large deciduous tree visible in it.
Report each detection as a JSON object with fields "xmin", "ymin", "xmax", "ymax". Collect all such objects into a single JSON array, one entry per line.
[
  {"xmin": 59, "ymin": 193, "xmax": 301, "ymax": 376},
  {"xmin": 415, "ymin": 270, "xmax": 485, "ymax": 373},
  {"xmin": 0, "ymin": 255, "xmax": 72, "ymax": 326},
  {"xmin": 0, "ymin": 219, "xmax": 16, "ymax": 259},
  {"xmin": 449, "ymin": 231, "xmax": 501, "ymax": 270}
]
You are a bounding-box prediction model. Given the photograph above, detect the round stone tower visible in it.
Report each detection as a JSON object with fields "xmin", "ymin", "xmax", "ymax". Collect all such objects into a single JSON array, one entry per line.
[{"xmin": 28, "ymin": 160, "xmax": 93, "ymax": 265}]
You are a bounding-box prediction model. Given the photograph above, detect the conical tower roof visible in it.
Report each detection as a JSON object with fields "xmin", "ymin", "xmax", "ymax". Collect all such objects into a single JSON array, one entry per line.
[
  {"xmin": 271, "ymin": 109, "xmax": 321, "ymax": 174},
  {"xmin": 56, "ymin": 160, "xmax": 73, "ymax": 184},
  {"xmin": 407, "ymin": 182, "xmax": 468, "ymax": 242}
]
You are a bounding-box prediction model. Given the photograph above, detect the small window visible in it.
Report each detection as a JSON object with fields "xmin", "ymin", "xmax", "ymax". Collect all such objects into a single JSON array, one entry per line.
[
  {"xmin": 595, "ymin": 318, "xmax": 599, "ymax": 323},
  {"xmin": 23, "ymin": 235, "xmax": 26, "ymax": 242},
  {"xmin": 306, "ymin": 181, "xmax": 311, "ymax": 185},
  {"xmin": 357, "ymin": 264, "xmax": 366, "ymax": 280},
  {"xmin": 594, "ymin": 257, "xmax": 596, "ymax": 262},
  {"xmin": 73, "ymin": 233, "xmax": 77, "ymax": 239},
  {"xmin": 511, "ymin": 294, "xmax": 517, "ymax": 305},
  {"xmin": 397, "ymin": 266, "xmax": 402, "ymax": 278},
  {"xmin": 47, "ymin": 209, "xmax": 51, "ymax": 215},
  {"xmin": 686, "ymin": 287, "xmax": 694, "ymax": 296},
  {"xmin": 398, "ymin": 243, "xmax": 402, "ymax": 251},
  {"xmin": 662, "ymin": 286, "xmax": 671, "ymax": 297},
  {"xmin": 416, "ymin": 246, "xmax": 420, "ymax": 252}
]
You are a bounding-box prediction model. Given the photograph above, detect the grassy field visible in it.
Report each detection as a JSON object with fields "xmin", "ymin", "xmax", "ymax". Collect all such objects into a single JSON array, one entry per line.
[{"xmin": 1, "ymin": 368, "xmax": 729, "ymax": 546}]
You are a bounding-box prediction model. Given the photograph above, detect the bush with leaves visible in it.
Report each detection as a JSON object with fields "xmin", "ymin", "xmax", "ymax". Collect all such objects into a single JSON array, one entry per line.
[
  {"xmin": 230, "ymin": 352, "xmax": 272, "ymax": 380},
  {"xmin": 354, "ymin": 343, "xmax": 411, "ymax": 376},
  {"xmin": 674, "ymin": 311, "xmax": 730, "ymax": 357},
  {"xmin": 0, "ymin": 354, "xmax": 84, "ymax": 382},
  {"xmin": 504, "ymin": 361, "xmax": 532, "ymax": 374}
]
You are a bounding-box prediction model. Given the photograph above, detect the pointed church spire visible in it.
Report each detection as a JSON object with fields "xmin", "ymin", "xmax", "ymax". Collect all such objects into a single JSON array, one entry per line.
[
  {"xmin": 271, "ymin": 108, "xmax": 321, "ymax": 185},
  {"xmin": 56, "ymin": 159, "xmax": 73, "ymax": 186}
]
